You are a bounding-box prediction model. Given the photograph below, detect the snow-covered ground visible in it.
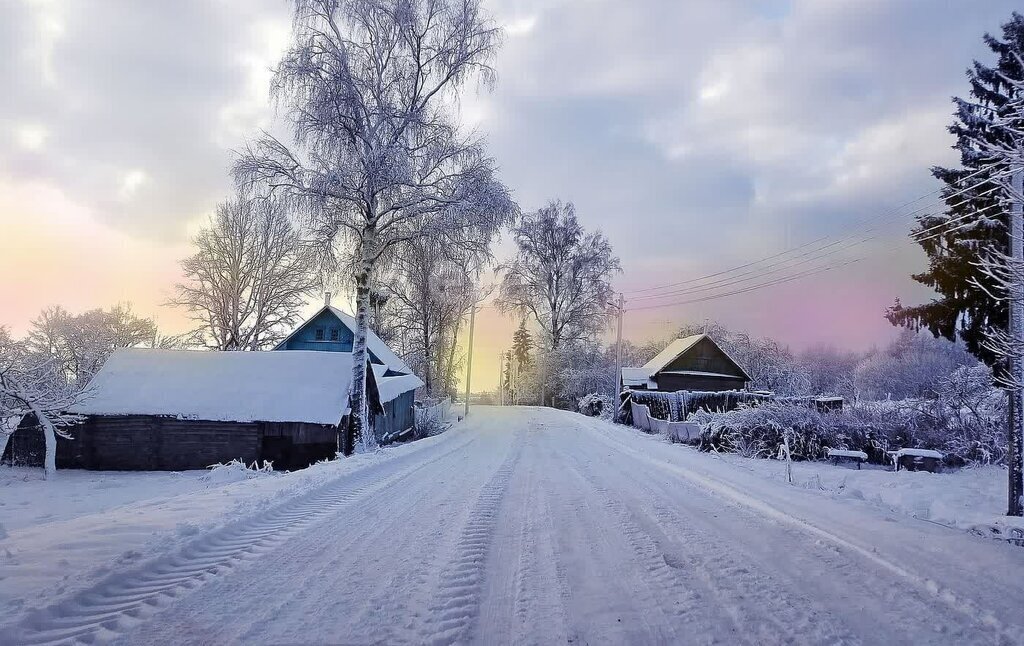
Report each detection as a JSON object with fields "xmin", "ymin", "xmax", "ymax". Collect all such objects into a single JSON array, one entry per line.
[
  {"xmin": 3, "ymin": 406, "xmax": 1024, "ymax": 645},
  {"xmin": 694, "ymin": 449, "xmax": 1024, "ymax": 538}
]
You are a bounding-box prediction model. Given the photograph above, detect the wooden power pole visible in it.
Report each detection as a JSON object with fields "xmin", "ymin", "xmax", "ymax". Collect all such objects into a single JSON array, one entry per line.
[{"xmin": 464, "ymin": 304, "xmax": 476, "ymax": 419}]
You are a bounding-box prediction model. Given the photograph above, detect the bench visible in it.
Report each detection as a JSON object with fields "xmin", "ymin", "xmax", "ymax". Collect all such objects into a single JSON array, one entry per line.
[
  {"xmin": 826, "ymin": 448, "xmax": 868, "ymax": 469},
  {"xmin": 890, "ymin": 448, "xmax": 944, "ymax": 473}
]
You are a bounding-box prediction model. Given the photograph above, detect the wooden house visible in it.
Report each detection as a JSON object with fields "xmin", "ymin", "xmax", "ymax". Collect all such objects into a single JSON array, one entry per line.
[
  {"xmin": 3, "ymin": 303, "xmax": 423, "ymax": 472},
  {"xmin": 273, "ymin": 304, "xmax": 422, "ymax": 442},
  {"xmin": 621, "ymin": 334, "xmax": 750, "ymax": 393},
  {"xmin": 19, "ymin": 349, "xmax": 375, "ymax": 470}
]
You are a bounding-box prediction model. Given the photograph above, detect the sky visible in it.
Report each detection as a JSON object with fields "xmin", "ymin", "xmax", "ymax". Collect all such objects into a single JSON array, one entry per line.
[{"xmin": 1, "ymin": 0, "xmax": 1022, "ymax": 392}]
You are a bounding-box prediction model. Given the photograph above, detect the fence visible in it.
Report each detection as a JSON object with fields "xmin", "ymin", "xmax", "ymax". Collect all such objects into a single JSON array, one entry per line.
[
  {"xmin": 414, "ymin": 397, "xmax": 451, "ymax": 431},
  {"xmin": 627, "ymin": 389, "xmax": 842, "ymax": 422}
]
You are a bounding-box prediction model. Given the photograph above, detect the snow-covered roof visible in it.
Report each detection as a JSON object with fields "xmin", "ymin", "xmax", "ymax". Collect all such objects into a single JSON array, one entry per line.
[
  {"xmin": 621, "ymin": 367, "xmax": 654, "ymax": 388},
  {"xmin": 377, "ymin": 374, "xmax": 425, "ymax": 403},
  {"xmin": 273, "ymin": 305, "xmax": 414, "ymax": 376},
  {"xmin": 371, "ymin": 363, "xmax": 423, "ymax": 402},
  {"xmin": 69, "ymin": 349, "xmax": 356, "ymax": 425},
  {"xmin": 326, "ymin": 306, "xmax": 414, "ymax": 375},
  {"xmin": 621, "ymin": 334, "xmax": 751, "ymax": 385}
]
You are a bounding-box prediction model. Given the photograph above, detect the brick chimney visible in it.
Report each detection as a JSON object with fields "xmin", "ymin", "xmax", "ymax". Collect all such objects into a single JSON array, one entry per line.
[{"xmin": 325, "ymin": 291, "xmax": 332, "ymax": 307}]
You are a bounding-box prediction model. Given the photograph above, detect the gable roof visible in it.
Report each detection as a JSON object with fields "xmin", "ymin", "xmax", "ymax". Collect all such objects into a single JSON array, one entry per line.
[
  {"xmin": 622, "ymin": 334, "xmax": 751, "ymax": 385},
  {"xmin": 69, "ymin": 349, "xmax": 359, "ymax": 425},
  {"xmin": 274, "ymin": 305, "xmax": 414, "ymax": 376},
  {"xmin": 372, "ymin": 363, "xmax": 424, "ymax": 402}
]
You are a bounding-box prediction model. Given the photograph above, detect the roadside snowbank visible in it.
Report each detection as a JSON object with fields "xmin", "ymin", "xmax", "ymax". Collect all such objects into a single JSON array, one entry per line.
[{"xmin": 665, "ymin": 440, "xmax": 1024, "ymax": 538}]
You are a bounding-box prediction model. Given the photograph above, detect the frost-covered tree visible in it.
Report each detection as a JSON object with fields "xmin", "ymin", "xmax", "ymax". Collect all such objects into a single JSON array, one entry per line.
[
  {"xmin": 498, "ymin": 201, "xmax": 620, "ymax": 351},
  {"xmin": 512, "ymin": 319, "xmax": 533, "ymax": 368},
  {"xmin": 26, "ymin": 303, "xmax": 156, "ymax": 384},
  {"xmin": 235, "ymin": 0, "xmax": 516, "ymax": 453},
  {"xmin": 887, "ymin": 14, "xmax": 1024, "ymax": 367},
  {"xmin": 172, "ymin": 194, "xmax": 319, "ymax": 351},
  {"xmin": 854, "ymin": 330, "xmax": 975, "ymax": 401},
  {"xmin": 0, "ymin": 327, "xmax": 82, "ymax": 479},
  {"xmin": 379, "ymin": 237, "xmax": 481, "ymax": 397}
]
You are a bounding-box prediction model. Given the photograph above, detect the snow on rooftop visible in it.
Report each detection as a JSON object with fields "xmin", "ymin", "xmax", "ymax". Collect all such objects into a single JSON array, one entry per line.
[
  {"xmin": 377, "ymin": 374, "xmax": 425, "ymax": 403},
  {"xmin": 621, "ymin": 334, "xmax": 751, "ymax": 384},
  {"xmin": 69, "ymin": 349, "xmax": 355, "ymax": 425},
  {"xmin": 328, "ymin": 306, "xmax": 413, "ymax": 375}
]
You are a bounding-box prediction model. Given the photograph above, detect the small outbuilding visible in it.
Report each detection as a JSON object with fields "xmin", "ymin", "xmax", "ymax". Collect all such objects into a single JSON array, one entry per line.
[
  {"xmin": 621, "ymin": 334, "xmax": 750, "ymax": 393},
  {"xmin": 61, "ymin": 349, "xmax": 376, "ymax": 470}
]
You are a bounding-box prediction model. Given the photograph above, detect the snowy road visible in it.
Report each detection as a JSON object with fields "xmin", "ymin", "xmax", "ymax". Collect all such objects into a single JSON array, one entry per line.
[{"xmin": 6, "ymin": 406, "xmax": 1024, "ymax": 645}]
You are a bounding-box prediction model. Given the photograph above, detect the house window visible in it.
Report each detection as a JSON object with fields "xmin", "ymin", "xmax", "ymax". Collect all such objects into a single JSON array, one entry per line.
[
  {"xmin": 315, "ymin": 327, "xmax": 325, "ymax": 341},
  {"xmin": 330, "ymin": 327, "xmax": 339, "ymax": 341},
  {"xmin": 694, "ymin": 357, "xmax": 710, "ymax": 370}
]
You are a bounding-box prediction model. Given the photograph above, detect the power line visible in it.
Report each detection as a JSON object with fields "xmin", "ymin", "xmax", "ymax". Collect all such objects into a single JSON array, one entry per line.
[
  {"xmin": 623, "ymin": 167, "xmax": 1010, "ymax": 297},
  {"xmin": 627, "ymin": 186, "xmax": 1008, "ymax": 303},
  {"xmin": 625, "ymin": 199, "xmax": 1010, "ymax": 312}
]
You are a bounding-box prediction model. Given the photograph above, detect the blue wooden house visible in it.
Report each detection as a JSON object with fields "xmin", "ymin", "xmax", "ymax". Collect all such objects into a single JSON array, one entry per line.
[{"xmin": 274, "ymin": 302, "xmax": 423, "ymax": 443}]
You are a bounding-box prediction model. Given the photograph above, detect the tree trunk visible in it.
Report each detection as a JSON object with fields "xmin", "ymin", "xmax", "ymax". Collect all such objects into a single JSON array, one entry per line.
[
  {"xmin": 346, "ymin": 256, "xmax": 375, "ymax": 455},
  {"xmin": 27, "ymin": 402, "xmax": 58, "ymax": 479},
  {"xmin": 1010, "ymin": 387, "xmax": 1024, "ymax": 515}
]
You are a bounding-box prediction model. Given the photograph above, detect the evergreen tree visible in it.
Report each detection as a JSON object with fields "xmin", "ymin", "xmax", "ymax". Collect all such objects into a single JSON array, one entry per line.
[
  {"xmin": 512, "ymin": 319, "xmax": 533, "ymax": 368},
  {"xmin": 887, "ymin": 13, "xmax": 1024, "ymax": 374}
]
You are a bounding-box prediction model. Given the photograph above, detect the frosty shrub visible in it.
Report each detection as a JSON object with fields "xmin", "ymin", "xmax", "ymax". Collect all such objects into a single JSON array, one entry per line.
[
  {"xmin": 202, "ymin": 459, "xmax": 275, "ymax": 483},
  {"xmin": 691, "ymin": 364, "xmax": 1007, "ymax": 466},
  {"xmin": 578, "ymin": 393, "xmax": 612, "ymax": 418},
  {"xmin": 414, "ymin": 415, "xmax": 448, "ymax": 440}
]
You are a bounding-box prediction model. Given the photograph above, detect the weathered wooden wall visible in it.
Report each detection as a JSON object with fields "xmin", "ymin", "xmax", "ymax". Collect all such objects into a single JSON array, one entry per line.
[
  {"xmin": 654, "ymin": 373, "xmax": 747, "ymax": 392},
  {"xmin": 3, "ymin": 416, "xmax": 339, "ymax": 471},
  {"xmin": 374, "ymin": 390, "xmax": 416, "ymax": 442}
]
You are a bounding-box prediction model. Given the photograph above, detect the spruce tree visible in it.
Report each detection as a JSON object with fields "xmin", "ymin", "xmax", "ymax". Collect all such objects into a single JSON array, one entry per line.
[
  {"xmin": 888, "ymin": 13, "xmax": 1024, "ymax": 374},
  {"xmin": 889, "ymin": 13, "xmax": 1024, "ymax": 515},
  {"xmin": 512, "ymin": 319, "xmax": 533, "ymax": 368}
]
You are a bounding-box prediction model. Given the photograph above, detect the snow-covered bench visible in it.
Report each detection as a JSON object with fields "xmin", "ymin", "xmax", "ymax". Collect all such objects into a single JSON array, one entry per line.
[
  {"xmin": 825, "ymin": 448, "xmax": 868, "ymax": 470},
  {"xmin": 890, "ymin": 448, "xmax": 944, "ymax": 473}
]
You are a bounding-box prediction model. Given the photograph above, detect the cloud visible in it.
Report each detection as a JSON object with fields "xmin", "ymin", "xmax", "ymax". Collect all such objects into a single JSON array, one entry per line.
[{"xmin": 2, "ymin": 0, "xmax": 1023, "ymax": 356}]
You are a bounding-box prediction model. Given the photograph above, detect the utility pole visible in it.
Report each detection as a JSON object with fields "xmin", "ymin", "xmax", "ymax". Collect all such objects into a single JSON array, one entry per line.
[
  {"xmin": 540, "ymin": 348, "xmax": 547, "ymax": 408},
  {"xmin": 1009, "ymin": 156, "xmax": 1024, "ymax": 516},
  {"xmin": 464, "ymin": 304, "xmax": 477, "ymax": 419},
  {"xmin": 613, "ymin": 293, "xmax": 624, "ymax": 409}
]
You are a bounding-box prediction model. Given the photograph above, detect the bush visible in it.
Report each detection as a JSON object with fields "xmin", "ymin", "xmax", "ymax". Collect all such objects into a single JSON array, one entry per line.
[
  {"xmin": 691, "ymin": 366, "xmax": 1007, "ymax": 467},
  {"xmin": 578, "ymin": 393, "xmax": 612, "ymax": 418}
]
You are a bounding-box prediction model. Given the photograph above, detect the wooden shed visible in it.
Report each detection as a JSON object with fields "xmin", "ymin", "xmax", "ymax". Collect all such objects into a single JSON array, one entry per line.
[
  {"xmin": 621, "ymin": 334, "xmax": 750, "ymax": 393},
  {"xmin": 35, "ymin": 349, "xmax": 377, "ymax": 471}
]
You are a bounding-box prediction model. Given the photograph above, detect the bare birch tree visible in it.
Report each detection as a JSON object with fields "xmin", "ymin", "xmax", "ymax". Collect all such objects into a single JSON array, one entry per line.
[
  {"xmin": 0, "ymin": 327, "xmax": 83, "ymax": 479},
  {"xmin": 234, "ymin": 0, "xmax": 515, "ymax": 452},
  {"xmin": 172, "ymin": 194, "xmax": 319, "ymax": 351},
  {"xmin": 380, "ymin": 237, "xmax": 483, "ymax": 397},
  {"xmin": 497, "ymin": 201, "xmax": 620, "ymax": 349}
]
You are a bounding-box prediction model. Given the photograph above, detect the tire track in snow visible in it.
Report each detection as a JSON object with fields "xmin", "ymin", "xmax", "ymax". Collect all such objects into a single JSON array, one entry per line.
[
  {"xmin": 580, "ymin": 420, "xmax": 1024, "ymax": 644},
  {"xmin": 554, "ymin": 449, "xmax": 714, "ymax": 644},
  {"xmin": 490, "ymin": 423, "xmax": 570, "ymax": 645},
  {"xmin": 414, "ymin": 428, "xmax": 525, "ymax": 646},
  {"xmin": 2, "ymin": 433, "xmax": 477, "ymax": 646},
  {"xmin": 558, "ymin": 438, "xmax": 858, "ymax": 646}
]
